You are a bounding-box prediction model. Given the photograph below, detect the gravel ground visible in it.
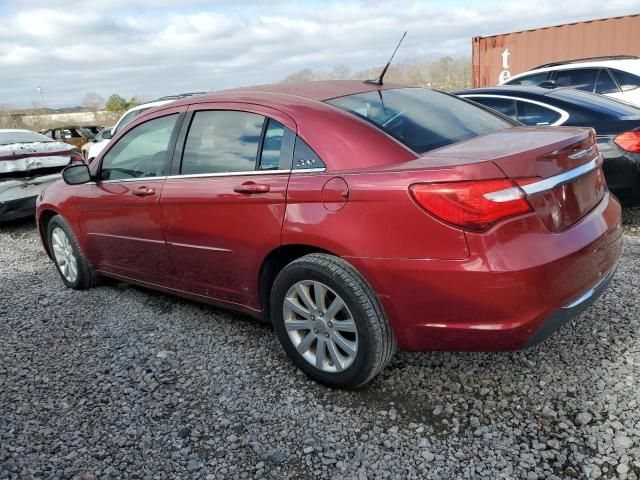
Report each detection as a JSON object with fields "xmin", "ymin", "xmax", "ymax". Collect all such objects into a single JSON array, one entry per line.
[{"xmin": 1, "ymin": 211, "xmax": 639, "ymax": 480}]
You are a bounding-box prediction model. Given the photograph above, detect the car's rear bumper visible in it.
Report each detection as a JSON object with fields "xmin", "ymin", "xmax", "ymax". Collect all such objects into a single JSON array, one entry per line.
[
  {"xmin": 524, "ymin": 264, "xmax": 616, "ymax": 347},
  {"xmin": 347, "ymin": 192, "xmax": 623, "ymax": 351}
]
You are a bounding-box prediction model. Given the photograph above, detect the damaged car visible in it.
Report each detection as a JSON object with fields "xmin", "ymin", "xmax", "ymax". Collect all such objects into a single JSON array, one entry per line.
[{"xmin": 1, "ymin": 129, "xmax": 80, "ymax": 222}]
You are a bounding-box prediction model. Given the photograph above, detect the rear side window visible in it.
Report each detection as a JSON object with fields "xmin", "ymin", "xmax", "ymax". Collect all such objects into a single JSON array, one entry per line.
[
  {"xmin": 555, "ymin": 68, "xmax": 598, "ymax": 92},
  {"xmin": 101, "ymin": 114, "xmax": 178, "ymax": 180},
  {"xmin": 469, "ymin": 97, "xmax": 517, "ymax": 119},
  {"xmin": 293, "ymin": 137, "xmax": 325, "ymax": 170},
  {"xmin": 181, "ymin": 110, "xmax": 264, "ymax": 174},
  {"xmin": 505, "ymin": 72, "xmax": 548, "ymax": 86},
  {"xmin": 259, "ymin": 119, "xmax": 285, "ymax": 170},
  {"xmin": 610, "ymin": 69, "xmax": 640, "ymax": 92},
  {"xmin": 516, "ymin": 101, "xmax": 561, "ymax": 126},
  {"xmin": 595, "ymin": 70, "xmax": 619, "ymax": 94},
  {"xmin": 327, "ymin": 88, "xmax": 512, "ymax": 154}
]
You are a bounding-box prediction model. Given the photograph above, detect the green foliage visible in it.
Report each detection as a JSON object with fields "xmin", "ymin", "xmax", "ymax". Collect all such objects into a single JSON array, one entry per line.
[{"xmin": 105, "ymin": 94, "xmax": 141, "ymax": 115}]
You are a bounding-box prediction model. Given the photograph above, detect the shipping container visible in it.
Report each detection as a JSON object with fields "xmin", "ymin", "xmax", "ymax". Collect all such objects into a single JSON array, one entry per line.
[{"xmin": 472, "ymin": 14, "xmax": 640, "ymax": 87}]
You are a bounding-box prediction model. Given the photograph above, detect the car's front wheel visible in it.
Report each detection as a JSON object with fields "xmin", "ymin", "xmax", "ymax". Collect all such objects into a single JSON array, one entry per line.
[
  {"xmin": 47, "ymin": 215, "xmax": 98, "ymax": 290},
  {"xmin": 271, "ymin": 253, "xmax": 395, "ymax": 389}
]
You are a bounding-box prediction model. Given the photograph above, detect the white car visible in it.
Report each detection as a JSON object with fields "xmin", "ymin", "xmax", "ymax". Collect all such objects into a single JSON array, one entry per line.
[
  {"xmin": 85, "ymin": 92, "xmax": 208, "ymax": 162},
  {"xmin": 81, "ymin": 126, "xmax": 113, "ymax": 161},
  {"xmin": 84, "ymin": 100, "xmax": 172, "ymax": 161},
  {"xmin": 502, "ymin": 56, "xmax": 640, "ymax": 107}
]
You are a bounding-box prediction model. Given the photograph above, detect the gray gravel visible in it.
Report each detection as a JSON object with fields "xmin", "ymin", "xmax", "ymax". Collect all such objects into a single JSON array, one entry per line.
[{"xmin": 1, "ymin": 212, "xmax": 639, "ymax": 479}]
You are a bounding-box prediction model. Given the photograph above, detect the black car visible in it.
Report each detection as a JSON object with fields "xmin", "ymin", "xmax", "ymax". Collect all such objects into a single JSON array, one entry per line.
[{"xmin": 455, "ymin": 86, "xmax": 640, "ymax": 206}]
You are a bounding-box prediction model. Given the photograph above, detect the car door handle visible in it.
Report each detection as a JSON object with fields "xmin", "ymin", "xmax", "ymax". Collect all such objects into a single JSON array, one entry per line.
[
  {"xmin": 233, "ymin": 182, "xmax": 270, "ymax": 194},
  {"xmin": 132, "ymin": 186, "xmax": 156, "ymax": 197}
]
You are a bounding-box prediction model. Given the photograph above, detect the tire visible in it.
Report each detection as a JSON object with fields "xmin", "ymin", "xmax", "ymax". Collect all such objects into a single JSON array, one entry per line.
[
  {"xmin": 270, "ymin": 253, "xmax": 395, "ymax": 389},
  {"xmin": 47, "ymin": 215, "xmax": 98, "ymax": 290}
]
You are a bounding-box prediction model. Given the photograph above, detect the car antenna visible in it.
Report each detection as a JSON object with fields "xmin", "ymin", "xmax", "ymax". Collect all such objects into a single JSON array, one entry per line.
[{"xmin": 365, "ymin": 31, "xmax": 407, "ymax": 85}]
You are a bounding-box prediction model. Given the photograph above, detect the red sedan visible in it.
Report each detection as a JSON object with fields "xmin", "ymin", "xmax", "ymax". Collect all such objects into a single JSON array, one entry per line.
[{"xmin": 36, "ymin": 81, "xmax": 622, "ymax": 388}]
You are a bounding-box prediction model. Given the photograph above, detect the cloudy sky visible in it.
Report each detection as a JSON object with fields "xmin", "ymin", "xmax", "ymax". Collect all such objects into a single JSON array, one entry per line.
[{"xmin": 0, "ymin": 0, "xmax": 638, "ymax": 108}]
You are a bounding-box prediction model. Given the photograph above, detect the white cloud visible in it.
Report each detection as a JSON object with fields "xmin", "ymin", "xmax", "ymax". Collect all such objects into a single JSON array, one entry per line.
[{"xmin": 0, "ymin": 0, "xmax": 637, "ymax": 107}]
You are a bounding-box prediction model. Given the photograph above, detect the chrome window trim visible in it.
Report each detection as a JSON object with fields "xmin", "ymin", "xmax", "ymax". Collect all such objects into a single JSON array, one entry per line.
[
  {"xmin": 291, "ymin": 167, "xmax": 326, "ymax": 173},
  {"xmin": 521, "ymin": 157, "xmax": 599, "ymax": 196},
  {"xmin": 461, "ymin": 94, "xmax": 570, "ymax": 126},
  {"xmin": 166, "ymin": 169, "xmax": 290, "ymax": 180},
  {"xmin": 100, "ymin": 176, "xmax": 167, "ymax": 184},
  {"xmin": 98, "ymin": 167, "xmax": 328, "ymax": 182}
]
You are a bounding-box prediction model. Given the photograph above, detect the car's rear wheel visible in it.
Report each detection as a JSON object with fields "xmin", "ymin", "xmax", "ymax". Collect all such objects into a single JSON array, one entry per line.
[
  {"xmin": 271, "ymin": 253, "xmax": 395, "ymax": 389},
  {"xmin": 47, "ymin": 215, "xmax": 98, "ymax": 290}
]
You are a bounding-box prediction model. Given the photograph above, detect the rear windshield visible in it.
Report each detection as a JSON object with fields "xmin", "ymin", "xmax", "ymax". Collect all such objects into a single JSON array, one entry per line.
[
  {"xmin": 548, "ymin": 88, "xmax": 640, "ymax": 119},
  {"xmin": 0, "ymin": 131, "xmax": 53, "ymax": 145},
  {"xmin": 327, "ymin": 88, "xmax": 513, "ymax": 154}
]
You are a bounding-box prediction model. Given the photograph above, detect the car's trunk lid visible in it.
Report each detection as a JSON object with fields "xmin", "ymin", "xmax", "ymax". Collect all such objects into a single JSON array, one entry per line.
[{"xmin": 377, "ymin": 127, "xmax": 605, "ymax": 232}]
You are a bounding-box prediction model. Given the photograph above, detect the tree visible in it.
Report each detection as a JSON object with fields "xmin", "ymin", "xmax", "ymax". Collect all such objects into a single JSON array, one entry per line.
[
  {"xmin": 330, "ymin": 65, "xmax": 351, "ymax": 80},
  {"xmin": 126, "ymin": 97, "xmax": 141, "ymax": 110},
  {"xmin": 82, "ymin": 92, "xmax": 105, "ymax": 112},
  {"xmin": 281, "ymin": 68, "xmax": 317, "ymax": 83},
  {"xmin": 105, "ymin": 94, "xmax": 129, "ymax": 115}
]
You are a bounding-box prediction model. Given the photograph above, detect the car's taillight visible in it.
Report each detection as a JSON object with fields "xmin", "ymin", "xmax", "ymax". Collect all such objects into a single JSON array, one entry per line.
[
  {"xmin": 614, "ymin": 131, "xmax": 640, "ymax": 153},
  {"xmin": 69, "ymin": 150, "xmax": 84, "ymax": 163},
  {"xmin": 409, "ymin": 179, "xmax": 535, "ymax": 231}
]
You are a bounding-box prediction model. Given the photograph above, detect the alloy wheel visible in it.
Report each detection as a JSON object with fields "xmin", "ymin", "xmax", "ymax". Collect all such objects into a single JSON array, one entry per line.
[
  {"xmin": 283, "ymin": 280, "xmax": 358, "ymax": 373},
  {"xmin": 51, "ymin": 227, "xmax": 78, "ymax": 283}
]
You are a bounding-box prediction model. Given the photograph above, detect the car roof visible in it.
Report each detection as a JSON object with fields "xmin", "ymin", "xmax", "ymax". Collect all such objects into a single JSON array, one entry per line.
[
  {"xmin": 0, "ymin": 128, "xmax": 35, "ymax": 133},
  {"xmin": 218, "ymin": 80, "xmax": 404, "ymax": 101},
  {"xmin": 42, "ymin": 125, "xmax": 101, "ymax": 129},
  {"xmin": 509, "ymin": 58, "xmax": 640, "ymax": 80},
  {"xmin": 160, "ymin": 80, "xmax": 405, "ymax": 109},
  {"xmin": 125, "ymin": 99, "xmax": 173, "ymax": 113}
]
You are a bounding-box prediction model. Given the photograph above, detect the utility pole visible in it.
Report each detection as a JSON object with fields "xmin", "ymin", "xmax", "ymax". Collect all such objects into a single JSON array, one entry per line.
[{"xmin": 37, "ymin": 86, "xmax": 45, "ymax": 110}]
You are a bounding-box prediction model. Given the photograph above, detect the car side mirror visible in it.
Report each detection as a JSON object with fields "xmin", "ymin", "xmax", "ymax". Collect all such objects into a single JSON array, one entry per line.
[
  {"xmin": 62, "ymin": 163, "xmax": 92, "ymax": 185},
  {"xmin": 101, "ymin": 129, "xmax": 113, "ymax": 140}
]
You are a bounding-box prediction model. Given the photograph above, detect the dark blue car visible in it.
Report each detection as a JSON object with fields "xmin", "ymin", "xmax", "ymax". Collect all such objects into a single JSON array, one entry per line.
[{"xmin": 455, "ymin": 86, "xmax": 640, "ymax": 206}]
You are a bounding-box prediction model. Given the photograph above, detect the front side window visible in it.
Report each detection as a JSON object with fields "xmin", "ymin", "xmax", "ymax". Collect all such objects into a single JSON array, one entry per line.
[
  {"xmin": 115, "ymin": 108, "xmax": 150, "ymax": 134},
  {"xmin": 100, "ymin": 114, "xmax": 177, "ymax": 181},
  {"xmin": 327, "ymin": 88, "xmax": 512, "ymax": 154},
  {"xmin": 505, "ymin": 72, "xmax": 548, "ymax": 86},
  {"xmin": 181, "ymin": 110, "xmax": 265, "ymax": 175},
  {"xmin": 516, "ymin": 101, "xmax": 561, "ymax": 126},
  {"xmin": 469, "ymin": 97, "xmax": 517, "ymax": 119},
  {"xmin": 554, "ymin": 68, "xmax": 598, "ymax": 92}
]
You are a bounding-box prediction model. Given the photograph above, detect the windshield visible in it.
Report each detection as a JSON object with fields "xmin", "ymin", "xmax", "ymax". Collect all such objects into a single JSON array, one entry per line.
[
  {"xmin": 327, "ymin": 88, "xmax": 513, "ymax": 154},
  {"xmin": 0, "ymin": 130, "xmax": 53, "ymax": 145},
  {"xmin": 548, "ymin": 88, "xmax": 640, "ymax": 119}
]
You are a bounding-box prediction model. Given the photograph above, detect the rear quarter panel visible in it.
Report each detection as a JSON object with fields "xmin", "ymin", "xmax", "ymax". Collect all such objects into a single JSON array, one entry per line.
[{"xmin": 282, "ymin": 163, "xmax": 510, "ymax": 260}]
